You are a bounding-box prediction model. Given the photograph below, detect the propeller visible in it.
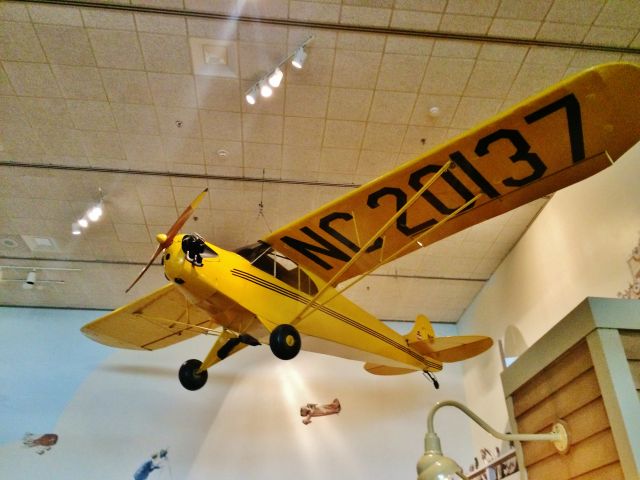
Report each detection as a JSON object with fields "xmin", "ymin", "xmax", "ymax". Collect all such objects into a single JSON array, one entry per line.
[{"xmin": 126, "ymin": 188, "xmax": 209, "ymax": 293}]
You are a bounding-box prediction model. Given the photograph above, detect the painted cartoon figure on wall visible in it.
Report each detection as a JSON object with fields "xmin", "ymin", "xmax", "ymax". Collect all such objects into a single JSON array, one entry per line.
[
  {"xmin": 618, "ymin": 233, "xmax": 640, "ymax": 300},
  {"xmin": 133, "ymin": 449, "xmax": 170, "ymax": 480},
  {"xmin": 300, "ymin": 398, "xmax": 341, "ymax": 425},
  {"xmin": 22, "ymin": 433, "xmax": 58, "ymax": 455}
]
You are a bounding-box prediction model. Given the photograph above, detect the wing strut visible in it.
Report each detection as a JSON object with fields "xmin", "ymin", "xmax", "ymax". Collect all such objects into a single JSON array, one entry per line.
[{"xmin": 290, "ymin": 160, "xmax": 455, "ymax": 326}]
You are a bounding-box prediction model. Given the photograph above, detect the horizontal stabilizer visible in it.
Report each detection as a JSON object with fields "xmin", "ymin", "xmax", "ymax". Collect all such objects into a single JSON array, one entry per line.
[
  {"xmin": 408, "ymin": 335, "xmax": 493, "ymax": 363},
  {"xmin": 363, "ymin": 363, "xmax": 417, "ymax": 376}
]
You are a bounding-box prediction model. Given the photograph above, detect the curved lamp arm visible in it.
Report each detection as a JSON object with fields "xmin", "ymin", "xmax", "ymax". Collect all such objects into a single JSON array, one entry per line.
[{"xmin": 427, "ymin": 400, "xmax": 568, "ymax": 447}]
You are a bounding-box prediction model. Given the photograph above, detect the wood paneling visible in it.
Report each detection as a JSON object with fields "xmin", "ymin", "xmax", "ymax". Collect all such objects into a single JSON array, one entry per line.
[
  {"xmin": 525, "ymin": 429, "xmax": 619, "ymax": 479},
  {"xmin": 621, "ymin": 331, "xmax": 640, "ymax": 360},
  {"xmin": 512, "ymin": 341, "xmax": 592, "ymax": 417},
  {"xmin": 571, "ymin": 462, "xmax": 624, "ymax": 480}
]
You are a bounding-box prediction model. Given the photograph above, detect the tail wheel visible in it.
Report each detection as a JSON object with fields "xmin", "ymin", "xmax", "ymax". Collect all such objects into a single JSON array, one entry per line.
[
  {"xmin": 179, "ymin": 359, "xmax": 208, "ymax": 391},
  {"xmin": 269, "ymin": 324, "xmax": 301, "ymax": 360}
]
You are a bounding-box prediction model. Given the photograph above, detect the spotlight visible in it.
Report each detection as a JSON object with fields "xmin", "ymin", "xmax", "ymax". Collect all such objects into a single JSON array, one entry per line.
[
  {"xmin": 259, "ymin": 81, "xmax": 273, "ymax": 98},
  {"xmin": 291, "ymin": 47, "xmax": 307, "ymax": 69},
  {"xmin": 268, "ymin": 67, "xmax": 283, "ymax": 88},
  {"xmin": 23, "ymin": 270, "xmax": 36, "ymax": 289},
  {"xmin": 78, "ymin": 218, "xmax": 88, "ymax": 228},
  {"xmin": 72, "ymin": 222, "xmax": 82, "ymax": 235},
  {"xmin": 88, "ymin": 205, "xmax": 103, "ymax": 222},
  {"xmin": 245, "ymin": 86, "xmax": 258, "ymax": 105}
]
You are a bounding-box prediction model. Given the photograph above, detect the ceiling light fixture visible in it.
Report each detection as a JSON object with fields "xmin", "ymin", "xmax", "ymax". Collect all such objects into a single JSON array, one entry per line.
[
  {"xmin": 23, "ymin": 270, "xmax": 36, "ymax": 290},
  {"xmin": 72, "ymin": 188, "xmax": 104, "ymax": 236},
  {"xmin": 417, "ymin": 400, "xmax": 569, "ymax": 480},
  {"xmin": 244, "ymin": 36, "xmax": 313, "ymax": 105},
  {"xmin": 72, "ymin": 223, "xmax": 82, "ymax": 235}
]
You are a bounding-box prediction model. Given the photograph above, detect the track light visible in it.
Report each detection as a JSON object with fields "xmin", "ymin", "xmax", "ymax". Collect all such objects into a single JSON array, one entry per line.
[
  {"xmin": 291, "ymin": 47, "xmax": 307, "ymax": 69},
  {"xmin": 245, "ymin": 86, "xmax": 258, "ymax": 105},
  {"xmin": 259, "ymin": 80, "xmax": 273, "ymax": 98},
  {"xmin": 244, "ymin": 36, "xmax": 313, "ymax": 105},
  {"xmin": 268, "ymin": 67, "xmax": 283, "ymax": 88},
  {"xmin": 88, "ymin": 204, "xmax": 103, "ymax": 222},
  {"xmin": 72, "ymin": 223, "xmax": 82, "ymax": 235},
  {"xmin": 78, "ymin": 218, "xmax": 88, "ymax": 228},
  {"xmin": 23, "ymin": 270, "xmax": 36, "ymax": 289}
]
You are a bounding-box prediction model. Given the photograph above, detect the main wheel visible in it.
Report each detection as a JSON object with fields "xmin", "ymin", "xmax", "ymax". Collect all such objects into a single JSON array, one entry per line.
[
  {"xmin": 179, "ymin": 359, "xmax": 208, "ymax": 391},
  {"xmin": 269, "ymin": 324, "xmax": 301, "ymax": 360}
]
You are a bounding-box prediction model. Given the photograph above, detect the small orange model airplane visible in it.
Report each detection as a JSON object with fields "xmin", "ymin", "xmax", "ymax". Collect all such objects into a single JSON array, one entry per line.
[{"xmin": 82, "ymin": 63, "xmax": 640, "ymax": 391}]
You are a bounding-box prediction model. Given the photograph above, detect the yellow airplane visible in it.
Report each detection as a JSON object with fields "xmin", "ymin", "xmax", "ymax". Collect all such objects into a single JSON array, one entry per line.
[{"xmin": 82, "ymin": 62, "xmax": 640, "ymax": 391}]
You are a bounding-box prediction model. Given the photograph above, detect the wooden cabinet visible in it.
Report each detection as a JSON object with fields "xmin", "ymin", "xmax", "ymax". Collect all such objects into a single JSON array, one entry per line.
[{"xmin": 501, "ymin": 298, "xmax": 640, "ymax": 479}]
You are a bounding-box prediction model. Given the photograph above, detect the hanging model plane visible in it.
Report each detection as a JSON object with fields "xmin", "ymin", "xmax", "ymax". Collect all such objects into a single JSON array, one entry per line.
[{"xmin": 82, "ymin": 62, "xmax": 640, "ymax": 391}]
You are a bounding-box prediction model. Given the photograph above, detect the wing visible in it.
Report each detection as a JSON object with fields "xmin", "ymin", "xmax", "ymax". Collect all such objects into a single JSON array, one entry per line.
[
  {"xmin": 81, "ymin": 284, "xmax": 218, "ymax": 350},
  {"xmin": 263, "ymin": 62, "xmax": 640, "ymax": 285}
]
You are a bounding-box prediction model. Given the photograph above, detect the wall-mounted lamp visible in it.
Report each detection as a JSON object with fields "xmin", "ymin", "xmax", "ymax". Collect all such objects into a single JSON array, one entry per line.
[
  {"xmin": 244, "ymin": 36, "xmax": 313, "ymax": 105},
  {"xmin": 417, "ymin": 400, "xmax": 569, "ymax": 480}
]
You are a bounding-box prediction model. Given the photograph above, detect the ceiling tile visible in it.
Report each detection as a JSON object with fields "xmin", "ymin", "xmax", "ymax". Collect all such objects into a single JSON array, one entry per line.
[
  {"xmin": 0, "ymin": 2, "xmax": 30, "ymax": 22},
  {"xmin": 289, "ymin": 1, "xmax": 340, "ymax": 23},
  {"xmin": 337, "ymin": 31, "xmax": 386, "ymax": 52},
  {"xmin": 120, "ymin": 133, "xmax": 164, "ymax": 164},
  {"xmin": 3, "ymin": 61, "xmax": 62, "ymax": 97},
  {"xmin": 376, "ymin": 53, "xmax": 428, "ymax": 92},
  {"xmin": 81, "ymin": 8, "xmax": 135, "ymax": 30},
  {"xmin": 393, "ymin": 0, "xmax": 445, "ymax": 12},
  {"xmin": 439, "ymin": 14, "xmax": 492, "ymax": 35},
  {"xmin": 464, "ymin": 60, "xmax": 520, "ymax": 98},
  {"xmin": 332, "ymin": 50, "xmax": 381, "ymax": 89},
  {"xmin": 164, "ymin": 136, "xmax": 204, "ymax": 165},
  {"xmin": 51, "ymin": 64, "xmax": 106, "ymax": 101},
  {"xmin": 390, "ymin": 10, "xmax": 441, "ymax": 30},
  {"xmin": 242, "ymin": 113, "xmax": 283, "ymax": 144},
  {"xmin": 88, "ymin": 29, "xmax": 144, "ymax": 70},
  {"xmin": 570, "ymin": 50, "xmax": 621, "ymax": 68},
  {"xmin": 326, "ymin": 87, "xmax": 373, "ymax": 121},
  {"xmin": 114, "ymin": 222, "xmax": 151, "ymax": 243},
  {"xmin": 0, "ymin": 95, "xmax": 27, "ymax": 127},
  {"xmin": 402, "ymin": 125, "xmax": 449, "ymax": 153},
  {"xmin": 536, "ymin": 22, "xmax": 589, "ymax": 43},
  {"xmin": 66, "ymin": 99, "xmax": 116, "ymax": 131},
  {"xmin": 139, "ymin": 32, "xmax": 191, "ymax": 73},
  {"xmin": 238, "ymin": 22, "xmax": 287, "ymax": 44},
  {"xmin": 362, "ymin": 122, "xmax": 406, "ymax": 151},
  {"xmin": 34, "ymin": 126, "xmax": 86, "ymax": 156},
  {"xmin": 283, "ymin": 116, "xmax": 325, "ymax": 147},
  {"xmin": 478, "ymin": 43, "xmax": 528, "ymax": 62},
  {"xmin": 0, "ymin": 21, "xmax": 46, "ymax": 62},
  {"xmin": 356, "ymin": 149, "xmax": 398, "ymax": 178},
  {"xmin": 595, "ymin": 1, "xmax": 640, "ymax": 28},
  {"xmin": 35, "ymin": 24, "xmax": 95, "ymax": 66},
  {"xmin": 194, "ymin": 75, "xmax": 239, "ymax": 110},
  {"xmin": 157, "ymin": 106, "xmax": 201, "ymax": 138},
  {"xmin": 421, "ymin": 57, "xmax": 474, "ymax": 95},
  {"xmin": 410, "ymin": 93, "xmax": 460, "ymax": 127},
  {"xmin": 446, "ymin": 0, "xmax": 499, "ymax": 15},
  {"xmin": 237, "ymin": 42, "xmax": 282, "ymax": 81},
  {"xmin": 496, "ymin": 0, "xmax": 553, "ymax": 21},
  {"xmin": 81, "ymin": 130, "xmax": 125, "ymax": 159},
  {"xmin": 136, "ymin": 183, "xmax": 176, "ymax": 207},
  {"xmin": 112, "ymin": 103, "xmax": 159, "ymax": 135},
  {"xmin": 368, "ymin": 90, "xmax": 416, "ymax": 123},
  {"xmin": 323, "ymin": 119, "xmax": 365, "ymax": 149},
  {"xmin": 507, "ymin": 63, "xmax": 567, "ymax": 101},
  {"xmin": 142, "ymin": 205, "xmax": 178, "ymax": 224},
  {"xmin": 385, "ymin": 36, "xmax": 434, "ymax": 56},
  {"xmin": 203, "ymin": 138, "xmax": 242, "ymax": 165},
  {"xmin": 199, "ymin": 110, "xmax": 241, "ymax": 140},
  {"xmin": 243, "ymin": 142, "xmax": 282, "ymax": 171},
  {"xmin": 100, "ymin": 68, "xmax": 152, "ymax": 104},
  {"xmin": 0, "ymin": 65, "xmax": 13, "ymax": 95},
  {"xmin": 282, "ymin": 145, "xmax": 321, "ymax": 174},
  {"xmin": 584, "ymin": 26, "xmax": 637, "ymax": 48},
  {"xmin": 546, "ymin": 0, "xmax": 604, "ymax": 25},
  {"xmin": 187, "ymin": 17, "xmax": 238, "ymax": 40},
  {"xmin": 319, "ymin": 147, "xmax": 359, "ymax": 174},
  {"xmin": 284, "ymin": 84, "xmax": 329, "ymax": 117},
  {"xmin": 27, "ymin": 3, "xmax": 83, "ymax": 26},
  {"xmin": 19, "ymin": 97, "xmax": 74, "ymax": 128},
  {"xmin": 525, "ymin": 46, "xmax": 575, "ymax": 66},
  {"xmin": 134, "ymin": 12, "xmax": 186, "ymax": 35},
  {"xmin": 489, "ymin": 18, "xmax": 542, "ymax": 39},
  {"xmin": 340, "ymin": 6, "xmax": 391, "ymax": 27},
  {"xmin": 451, "ymin": 96, "xmax": 502, "ymax": 129}
]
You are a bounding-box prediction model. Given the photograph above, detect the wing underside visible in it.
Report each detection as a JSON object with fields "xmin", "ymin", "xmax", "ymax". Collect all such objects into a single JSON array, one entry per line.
[
  {"xmin": 263, "ymin": 62, "xmax": 640, "ymax": 285},
  {"xmin": 81, "ymin": 283, "xmax": 218, "ymax": 350}
]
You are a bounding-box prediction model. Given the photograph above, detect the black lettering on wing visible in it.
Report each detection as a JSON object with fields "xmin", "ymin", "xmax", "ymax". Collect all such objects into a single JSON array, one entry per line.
[{"xmin": 281, "ymin": 226, "xmax": 350, "ymax": 271}]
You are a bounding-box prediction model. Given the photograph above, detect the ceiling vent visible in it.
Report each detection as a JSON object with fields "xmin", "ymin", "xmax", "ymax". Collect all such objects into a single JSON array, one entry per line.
[
  {"xmin": 190, "ymin": 38, "xmax": 238, "ymax": 78},
  {"xmin": 21, "ymin": 235, "xmax": 59, "ymax": 253}
]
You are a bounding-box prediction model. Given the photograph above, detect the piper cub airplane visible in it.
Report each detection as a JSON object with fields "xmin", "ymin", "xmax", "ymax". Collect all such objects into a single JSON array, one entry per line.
[{"xmin": 82, "ymin": 62, "xmax": 640, "ymax": 391}]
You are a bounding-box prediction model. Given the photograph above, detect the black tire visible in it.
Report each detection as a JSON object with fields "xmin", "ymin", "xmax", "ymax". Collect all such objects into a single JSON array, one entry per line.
[
  {"xmin": 179, "ymin": 359, "xmax": 208, "ymax": 391},
  {"xmin": 269, "ymin": 324, "xmax": 301, "ymax": 360}
]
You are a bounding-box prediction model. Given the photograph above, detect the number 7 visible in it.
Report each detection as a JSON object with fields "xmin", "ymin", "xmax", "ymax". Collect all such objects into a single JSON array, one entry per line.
[{"xmin": 524, "ymin": 93, "xmax": 585, "ymax": 163}]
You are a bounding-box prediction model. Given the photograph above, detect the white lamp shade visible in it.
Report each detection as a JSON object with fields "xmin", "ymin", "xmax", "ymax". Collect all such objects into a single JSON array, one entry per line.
[
  {"xmin": 260, "ymin": 81, "xmax": 273, "ymax": 97},
  {"xmin": 291, "ymin": 47, "xmax": 307, "ymax": 69},
  {"xmin": 268, "ymin": 68, "xmax": 283, "ymax": 88}
]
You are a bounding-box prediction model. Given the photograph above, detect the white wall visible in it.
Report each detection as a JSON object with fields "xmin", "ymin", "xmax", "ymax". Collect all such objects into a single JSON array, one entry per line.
[
  {"xmin": 0, "ymin": 308, "xmax": 473, "ymax": 479},
  {"xmin": 458, "ymin": 141, "xmax": 640, "ymax": 452}
]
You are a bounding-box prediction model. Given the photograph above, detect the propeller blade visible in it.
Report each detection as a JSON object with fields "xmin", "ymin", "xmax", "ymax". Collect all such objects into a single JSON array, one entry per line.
[
  {"xmin": 125, "ymin": 244, "xmax": 164, "ymax": 293},
  {"xmin": 125, "ymin": 188, "xmax": 209, "ymax": 293}
]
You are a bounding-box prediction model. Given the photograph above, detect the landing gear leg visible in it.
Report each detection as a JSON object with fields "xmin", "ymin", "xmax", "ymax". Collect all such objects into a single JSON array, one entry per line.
[{"xmin": 423, "ymin": 371, "xmax": 440, "ymax": 390}]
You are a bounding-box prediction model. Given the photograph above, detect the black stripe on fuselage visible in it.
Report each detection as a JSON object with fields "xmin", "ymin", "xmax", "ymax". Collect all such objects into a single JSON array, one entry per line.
[{"xmin": 230, "ymin": 269, "xmax": 440, "ymax": 370}]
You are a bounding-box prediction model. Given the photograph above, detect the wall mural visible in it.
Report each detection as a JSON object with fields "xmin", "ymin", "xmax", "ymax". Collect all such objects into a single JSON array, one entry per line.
[{"xmin": 618, "ymin": 233, "xmax": 640, "ymax": 299}]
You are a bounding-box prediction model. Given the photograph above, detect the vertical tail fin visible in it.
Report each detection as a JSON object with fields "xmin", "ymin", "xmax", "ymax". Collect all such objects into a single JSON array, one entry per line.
[{"xmin": 404, "ymin": 313, "xmax": 435, "ymax": 344}]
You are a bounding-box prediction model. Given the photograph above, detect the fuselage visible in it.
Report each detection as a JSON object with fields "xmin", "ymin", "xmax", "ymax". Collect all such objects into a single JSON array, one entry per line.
[{"xmin": 162, "ymin": 234, "xmax": 440, "ymax": 373}]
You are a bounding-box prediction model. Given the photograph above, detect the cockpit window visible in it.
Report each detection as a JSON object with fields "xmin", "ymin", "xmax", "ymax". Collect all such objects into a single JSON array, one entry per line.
[
  {"xmin": 235, "ymin": 242, "xmax": 318, "ymax": 295},
  {"xmin": 201, "ymin": 244, "xmax": 218, "ymax": 259}
]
